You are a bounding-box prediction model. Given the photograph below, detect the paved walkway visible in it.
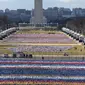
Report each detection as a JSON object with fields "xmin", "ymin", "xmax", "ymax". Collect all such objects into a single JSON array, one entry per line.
[
  {"xmin": 0, "ymin": 42, "xmax": 81, "ymax": 46},
  {"xmin": 0, "ymin": 54, "xmax": 85, "ymax": 61}
]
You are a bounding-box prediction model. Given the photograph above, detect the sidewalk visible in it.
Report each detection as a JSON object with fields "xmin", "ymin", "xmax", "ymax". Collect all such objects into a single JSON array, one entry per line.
[{"xmin": 0, "ymin": 54, "xmax": 85, "ymax": 61}]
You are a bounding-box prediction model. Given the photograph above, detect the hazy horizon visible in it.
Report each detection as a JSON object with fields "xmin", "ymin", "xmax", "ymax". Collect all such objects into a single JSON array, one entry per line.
[{"xmin": 0, "ymin": 0, "xmax": 85, "ymax": 10}]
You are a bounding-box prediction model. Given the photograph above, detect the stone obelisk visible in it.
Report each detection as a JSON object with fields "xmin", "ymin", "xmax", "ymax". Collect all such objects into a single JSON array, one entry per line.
[
  {"xmin": 30, "ymin": 0, "xmax": 47, "ymax": 25},
  {"xmin": 34, "ymin": 0, "xmax": 43, "ymax": 24}
]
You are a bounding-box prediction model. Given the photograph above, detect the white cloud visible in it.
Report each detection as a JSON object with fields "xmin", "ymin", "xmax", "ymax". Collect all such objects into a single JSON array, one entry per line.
[
  {"xmin": 0, "ymin": 0, "xmax": 14, "ymax": 2},
  {"xmin": 60, "ymin": 0, "xmax": 73, "ymax": 3},
  {"xmin": 0, "ymin": 0, "xmax": 9, "ymax": 1}
]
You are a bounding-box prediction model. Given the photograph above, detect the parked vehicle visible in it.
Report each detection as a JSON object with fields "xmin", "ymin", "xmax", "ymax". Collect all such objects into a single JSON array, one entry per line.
[
  {"xmin": 62, "ymin": 27, "xmax": 85, "ymax": 44},
  {"xmin": 0, "ymin": 27, "xmax": 17, "ymax": 40}
]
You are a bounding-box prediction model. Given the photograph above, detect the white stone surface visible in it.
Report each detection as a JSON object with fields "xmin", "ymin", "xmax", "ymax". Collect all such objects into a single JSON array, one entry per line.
[{"xmin": 30, "ymin": 0, "xmax": 47, "ymax": 25}]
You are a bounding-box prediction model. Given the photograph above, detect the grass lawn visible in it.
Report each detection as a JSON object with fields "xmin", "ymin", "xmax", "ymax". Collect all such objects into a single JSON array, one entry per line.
[
  {"xmin": 1, "ymin": 82, "xmax": 85, "ymax": 85},
  {"xmin": 24, "ymin": 51, "xmax": 64, "ymax": 55},
  {"xmin": 64, "ymin": 45, "xmax": 85, "ymax": 55},
  {"xmin": 22, "ymin": 45, "xmax": 85, "ymax": 55},
  {"xmin": 0, "ymin": 44, "xmax": 85, "ymax": 55},
  {"xmin": 0, "ymin": 48, "xmax": 12, "ymax": 54},
  {"xmin": 0, "ymin": 45, "xmax": 15, "ymax": 54},
  {"xmin": 0, "ymin": 45, "xmax": 15, "ymax": 48},
  {"xmin": 16, "ymin": 30, "xmax": 61, "ymax": 34},
  {"xmin": 0, "ymin": 29, "xmax": 85, "ymax": 55}
]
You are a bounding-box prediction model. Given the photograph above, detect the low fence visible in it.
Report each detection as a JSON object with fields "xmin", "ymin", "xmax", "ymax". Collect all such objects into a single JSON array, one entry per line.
[
  {"xmin": 33, "ymin": 55, "xmax": 85, "ymax": 61},
  {"xmin": 19, "ymin": 26, "xmax": 58, "ymax": 30},
  {"xmin": 0, "ymin": 54, "xmax": 85, "ymax": 61}
]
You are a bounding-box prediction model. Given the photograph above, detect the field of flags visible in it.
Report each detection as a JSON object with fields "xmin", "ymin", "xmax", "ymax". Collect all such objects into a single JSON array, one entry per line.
[
  {"xmin": 0, "ymin": 59, "xmax": 85, "ymax": 84},
  {"xmin": 0, "ymin": 29, "xmax": 84, "ymax": 84},
  {"xmin": 1, "ymin": 30, "xmax": 78, "ymax": 54}
]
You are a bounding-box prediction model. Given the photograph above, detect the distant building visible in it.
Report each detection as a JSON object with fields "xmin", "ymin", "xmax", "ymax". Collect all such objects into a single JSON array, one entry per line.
[
  {"xmin": 82, "ymin": 9, "xmax": 85, "ymax": 16},
  {"xmin": 0, "ymin": 6, "xmax": 85, "ymax": 25},
  {"xmin": 44, "ymin": 7, "xmax": 58, "ymax": 22},
  {"xmin": 0, "ymin": 10, "xmax": 4, "ymax": 15},
  {"xmin": 5, "ymin": 8, "xmax": 10, "ymax": 13},
  {"xmin": 25, "ymin": 10, "xmax": 31, "ymax": 15},
  {"xmin": 20, "ymin": 13, "xmax": 31, "ymax": 22},
  {"xmin": 17, "ymin": 9, "xmax": 26, "ymax": 14},
  {"xmin": 72, "ymin": 8, "xmax": 83, "ymax": 17},
  {"xmin": 44, "ymin": 7, "xmax": 58, "ymax": 17},
  {"xmin": 10, "ymin": 10, "xmax": 18, "ymax": 15},
  {"xmin": 0, "ymin": 10, "xmax": 4, "ymax": 13},
  {"xmin": 58, "ymin": 8, "xmax": 71, "ymax": 16},
  {"xmin": 44, "ymin": 7, "xmax": 72, "ymax": 22}
]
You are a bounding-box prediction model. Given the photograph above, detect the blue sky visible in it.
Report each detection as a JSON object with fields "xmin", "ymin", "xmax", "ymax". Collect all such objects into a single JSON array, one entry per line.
[{"xmin": 0, "ymin": 0, "xmax": 85, "ymax": 10}]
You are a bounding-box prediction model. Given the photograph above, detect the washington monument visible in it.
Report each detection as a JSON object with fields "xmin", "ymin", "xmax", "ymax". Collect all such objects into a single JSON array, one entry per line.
[{"xmin": 30, "ymin": 0, "xmax": 47, "ymax": 25}]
